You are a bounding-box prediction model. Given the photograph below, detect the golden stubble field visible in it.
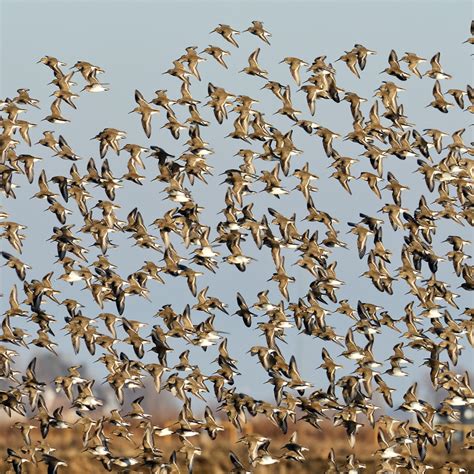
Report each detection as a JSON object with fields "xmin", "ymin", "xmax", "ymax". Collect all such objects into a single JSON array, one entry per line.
[{"xmin": 0, "ymin": 417, "xmax": 473, "ymax": 473}]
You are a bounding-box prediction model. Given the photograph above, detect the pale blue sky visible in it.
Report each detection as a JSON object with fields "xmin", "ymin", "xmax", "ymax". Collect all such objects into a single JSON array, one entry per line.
[{"xmin": 0, "ymin": 0, "xmax": 472, "ymax": 406}]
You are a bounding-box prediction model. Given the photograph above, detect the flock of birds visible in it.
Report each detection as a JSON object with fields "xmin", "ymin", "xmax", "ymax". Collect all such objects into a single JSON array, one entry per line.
[{"xmin": 0, "ymin": 18, "xmax": 473, "ymax": 474}]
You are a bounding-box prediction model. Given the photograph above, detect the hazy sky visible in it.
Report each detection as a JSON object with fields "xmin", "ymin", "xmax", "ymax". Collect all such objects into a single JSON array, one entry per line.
[{"xmin": 0, "ymin": 0, "xmax": 472, "ymax": 407}]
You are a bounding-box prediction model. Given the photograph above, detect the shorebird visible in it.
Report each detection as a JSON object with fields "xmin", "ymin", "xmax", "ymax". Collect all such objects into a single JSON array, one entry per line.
[
  {"xmin": 427, "ymin": 80, "xmax": 453, "ymax": 113},
  {"xmin": 464, "ymin": 20, "xmax": 474, "ymax": 44},
  {"xmin": 424, "ymin": 52, "xmax": 452, "ymax": 79},
  {"xmin": 130, "ymin": 90, "xmax": 160, "ymax": 138},
  {"xmin": 211, "ymin": 24, "xmax": 240, "ymax": 47},
  {"xmin": 446, "ymin": 87, "xmax": 467, "ymax": 109},
  {"xmin": 381, "ymin": 50, "xmax": 410, "ymax": 80},
  {"xmin": 337, "ymin": 50, "xmax": 361, "ymax": 78},
  {"xmin": 179, "ymin": 46, "xmax": 206, "ymax": 81},
  {"xmin": 240, "ymin": 48, "xmax": 268, "ymax": 78},
  {"xmin": 400, "ymin": 52, "xmax": 426, "ymax": 78},
  {"xmin": 1, "ymin": 251, "xmax": 31, "ymax": 280},
  {"xmin": 37, "ymin": 55, "xmax": 66, "ymax": 75},
  {"xmin": 280, "ymin": 57, "xmax": 309, "ymax": 86},
  {"xmin": 353, "ymin": 43, "xmax": 376, "ymax": 69},
  {"xmin": 14, "ymin": 88, "xmax": 40, "ymax": 108},
  {"xmin": 243, "ymin": 21, "xmax": 272, "ymax": 44},
  {"xmin": 201, "ymin": 45, "xmax": 231, "ymax": 69},
  {"xmin": 92, "ymin": 128, "xmax": 127, "ymax": 158},
  {"xmin": 36, "ymin": 130, "xmax": 59, "ymax": 151},
  {"xmin": 42, "ymin": 98, "xmax": 70, "ymax": 123}
]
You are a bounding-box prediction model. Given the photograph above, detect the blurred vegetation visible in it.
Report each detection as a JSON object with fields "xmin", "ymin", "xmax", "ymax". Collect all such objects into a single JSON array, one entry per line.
[{"xmin": 1, "ymin": 417, "xmax": 473, "ymax": 472}]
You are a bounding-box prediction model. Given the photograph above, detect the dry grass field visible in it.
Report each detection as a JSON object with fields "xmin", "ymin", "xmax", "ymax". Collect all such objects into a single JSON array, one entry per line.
[{"xmin": 0, "ymin": 418, "xmax": 473, "ymax": 473}]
